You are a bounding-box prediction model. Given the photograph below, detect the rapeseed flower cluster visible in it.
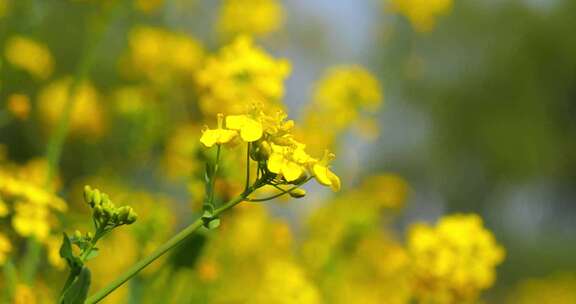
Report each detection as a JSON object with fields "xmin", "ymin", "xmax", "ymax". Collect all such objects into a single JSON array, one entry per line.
[
  {"xmin": 4, "ymin": 36, "xmax": 54, "ymax": 80},
  {"xmin": 303, "ymin": 65, "xmax": 382, "ymax": 153},
  {"xmin": 217, "ymin": 0, "xmax": 285, "ymax": 37},
  {"xmin": 126, "ymin": 26, "xmax": 204, "ymax": 83},
  {"xmin": 0, "ymin": 160, "xmax": 67, "ymax": 241},
  {"xmin": 37, "ymin": 78, "xmax": 105, "ymax": 138},
  {"xmin": 195, "ymin": 36, "xmax": 291, "ymax": 115},
  {"xmin": 200, "ymin": 107, "xmax": 341, "ymax": 191},
  {"xmin": 389, "ymin": 0, "xmax": 453, "ymax": 32},
  {"xmin": 408, "ymin": 214, "xmax": 505, "ymax": 303}
]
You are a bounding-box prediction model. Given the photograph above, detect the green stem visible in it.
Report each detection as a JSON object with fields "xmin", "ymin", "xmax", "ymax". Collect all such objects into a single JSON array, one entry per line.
[
  {"xmin": 28, "ymin": 0, "xmax": 128, "ymax": 286},
  {"xmin": 85, "ymin": 193, "xmax": 250, "ymax": 304},
  {"xmin": 244, "ymin": 143, "xmax": 251, "ymax": 194},
  {"xmin": 2, "ymin": 259, "xmax": 18, "ymax": 301}
]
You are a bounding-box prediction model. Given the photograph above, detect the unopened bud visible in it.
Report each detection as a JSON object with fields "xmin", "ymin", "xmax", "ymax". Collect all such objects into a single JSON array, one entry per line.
[
  {"xmin": 87, "ymin": 231, "xmax": 94, "ymax": 240},
  {"xmin": 74, "ymin": 230, "xmax": 82, "ymax": 239},
  {"xmin": 126, "ymin": 209, "xmax": 137, "ymax": 224},
  {"xmin": 83, "ymin": 185, "xmax": 93, "ymax": 206},
  {"xmin": 117, "ymin": 206, "xmax": 130, "ymax": 223},
  {"xmin": 92, "ymin": 189, "xmax": 102, "ymax": 206},
  {"xmin": 251, "ymin": 140, "xmax": 271, "ymax": 161},
  {"xmin": 289, "ymin": 188, "xmax": 306, "ymax": 198}
]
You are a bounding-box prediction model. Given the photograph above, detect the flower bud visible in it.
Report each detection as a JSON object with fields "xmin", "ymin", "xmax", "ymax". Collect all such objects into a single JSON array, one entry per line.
[
  {"xmin": 289, "ymin": 188, "xmax": 306, "ymax": 198},
  {"xmin": 126, "ymin": 209, "xmax": 137, "ymax": 224},
  {"xmin": 83, "ymin": 185, "xmax": 93, "ymax": 206},
  {"xmin": 92, "ymin": 189, "xmax": 102, "ymax": 206},
  {"xmin": 251, "ymin": 140, "xmax": 271, "ymax": 161},
  {"xmin": 117, "ymin": 206, "xmax": 130, "ymax": 223},
  {"xmin": 74, "ymin": 230, "xmax": 82, "ymax": 239},
  {"xmin": 87, "ymin": 232, "xmax": 94, "ymax": 240}
]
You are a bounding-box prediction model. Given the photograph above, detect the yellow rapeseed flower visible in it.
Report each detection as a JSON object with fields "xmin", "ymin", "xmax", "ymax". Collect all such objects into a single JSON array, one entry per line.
[
  {"xmin": 312, "ymin": 65, "xmax": 382, "ymax": 130},
  {"xmin": 0, "ymin": 232, "xmax": 11, "ymax": 265},
  {"xmin": 37, "ymin": 77, "xmax": 105, "ymax": 138},
  {"xmin": 127, "ymin": 25, "xmax": 204, "ymax": 83},
  {"xmin": 195, "ymin": 36, "xmax": 290, "ymax": 115},
  {"xmin": 12, "ymin": 201, "xmax": 51, "ymax": 240},
  {"xmin": 201, "ymin": 107, "xmax": 341, "ymax": 191},
  {"xmin": 4, "ymin": 35, "xmax": 54, "ymax": 79},
  {"xmin": 253, "ymin": 259, "xmax": 321, "ymax": 304},
  {"xmin": 390, "ymin": 0, "xmax": 453, "ymax": 33},
  {"xmin": 311, "ymin": 151, "xmax": 341, "ymax": 192},
  {"xmin": 226, "ymin": 114, "xmax": 264, "ymax": 142},
  {"xmin": 408, "ymin": 214, "xmax": 505, "ymax": 303},
  {"xmin": 200, "ymin": 113, "xmax": 239, "ymax": 148},
  {"xmin": 218, "ymin": 0, "xmax": 285, "ymax": 37}
]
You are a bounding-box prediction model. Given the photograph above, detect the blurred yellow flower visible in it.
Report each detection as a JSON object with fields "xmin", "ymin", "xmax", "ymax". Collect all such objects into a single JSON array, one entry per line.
[
  {"xmin": 13, "ymin": 284, "xmax": 36, "ymax": 304},
  {"xmin": 312, "ymin": 65, "xmax": 382, "ymax": 130},
  {"xmin": 37, "ymin": 77, "xmax": 105, "ymax": 138},
  {"xmin": 218, "ymin": 0, "xmax": 285, "ymax": 37},
  {"xmin": 408, "ymin": 214, "xmax": 505, "ymax": 303},
  {"xmin": 196, "ymin": 35, "xmax": 290, "ymax": 115},
  {"xmin": 0, "ymin": 232, "xmax": 11, "ymax": 265},
  {"xmin": 253, "ymin": 259, "xmax": 321, "ymax": 304},
  {"xmin": 390, "ymin": 0, "xmax": 453, "ymax": 33},
  {"xmin": 12, "ymin": 201, "xmax": 51, "ymax": 240},
  {"xmin": 359, "ymin": 174, "xmax": 409, "ymax": 208},
  {"xmin": 127, "ymin": 25, "xmax": 204, "ymax": 83},
  {"xmin": 4, "ymin": 36, "xmax": 54, "ymax": 79},
  {"xmin": 7, "ymin": 93, "xmax": 31, "ymax": 120}
]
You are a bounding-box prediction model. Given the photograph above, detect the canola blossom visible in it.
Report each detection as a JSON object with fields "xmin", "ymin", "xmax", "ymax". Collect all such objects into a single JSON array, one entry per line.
[
  {"xmin": 195, "ymin": 36, "xmax": 291, "ymax": 115},
  {"xmin": 2, "ymin": 1, "xmax": 556, "ymax": 303},
  {"xmin": 390, "ymin": 0, "xmax": 453, "ymax": 32},
  {"xmin": 4, "ymin": 35, "xmax": 54, "ymax": 79},
  {"xmin": 200, "ymin": 107, "xmax": 341, "ymax": 191},
  {"xmin": 217, "ymin": 0, "xmax": 285, "ymax": 37},
  {"xmin": 408, "ymin": 214, "xmax": 505, "ymax": 303}
]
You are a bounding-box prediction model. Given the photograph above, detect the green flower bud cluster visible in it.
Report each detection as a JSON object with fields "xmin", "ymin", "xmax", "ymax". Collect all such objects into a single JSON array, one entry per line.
[{"xmin": 84, "ymin": 185, "xmax": 137, "ymax": 230}]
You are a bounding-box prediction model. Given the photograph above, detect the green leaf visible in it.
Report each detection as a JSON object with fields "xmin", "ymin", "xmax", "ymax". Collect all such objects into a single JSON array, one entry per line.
[
  {"xmin": 60, "ymin": 266, "xmax": 91, "ymax": 304},
  {"xmin": 59, "ymin": 233, "xmax": 74, "ymax": 261},
  {"xmin": 60, "ymin": 233, "xmax": 83, "ymax": 270}
]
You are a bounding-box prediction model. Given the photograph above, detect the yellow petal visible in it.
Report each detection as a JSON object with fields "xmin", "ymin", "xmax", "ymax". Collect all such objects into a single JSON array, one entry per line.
[
  {"xmin": 327, "ymin": 169, "xmax": 341, "ymax": 192},
  {"xmin": 217, "ymin": 129, "xmax": 238, "ymax": 144},
  {"xmin": 239, "ymin": 118, "xmax": 263, "ymax": 142},
  {"xmin": 267, "ymin": 153, "xmax": 284, "ymax": 174},
  {"xmin": 225, "ymin": 115, "xmax": 246, "ymax": 130},
  {"xmin": 226, "ymin": 115, "xmax": 263, "ymax": 142},
  {"xmin": 200, "ymin": 129, "xmax": 219, "ymax": 147},
  {"xmin": 313, "ymin": 163, "xmax": 332, "ymax": 187},
  {"xmin": 283, "ymin": 161, "xmax": 304, "ymax": 182}
]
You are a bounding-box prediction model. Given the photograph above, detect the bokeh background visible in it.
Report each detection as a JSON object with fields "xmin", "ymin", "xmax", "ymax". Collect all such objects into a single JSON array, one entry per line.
[{"xmin": 1, "ymin": 0, "xmax": 576, "ymax": 303}]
